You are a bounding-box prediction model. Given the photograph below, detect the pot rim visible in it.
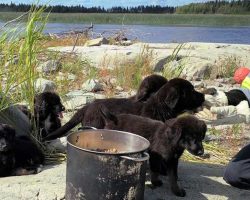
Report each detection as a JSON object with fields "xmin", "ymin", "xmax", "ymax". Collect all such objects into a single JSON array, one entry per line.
[{"xmin": 67, "ymin": 129, "xmax": 150, "ymax": 155}]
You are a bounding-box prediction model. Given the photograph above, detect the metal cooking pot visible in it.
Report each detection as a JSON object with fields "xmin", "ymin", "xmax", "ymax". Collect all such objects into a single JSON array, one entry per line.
[{"xmin": 66, "ymin": 127, "xmax": 150, "ymax": 200}]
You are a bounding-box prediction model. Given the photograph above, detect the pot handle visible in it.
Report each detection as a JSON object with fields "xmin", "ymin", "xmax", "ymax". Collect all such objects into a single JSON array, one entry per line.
[
  {"xmin": 78, "ymin": 126, "xmax": 97, "ymax": 130},
  {"xmin": 120, "ymin": 152, "xmax": 149, "ymax": 162}
]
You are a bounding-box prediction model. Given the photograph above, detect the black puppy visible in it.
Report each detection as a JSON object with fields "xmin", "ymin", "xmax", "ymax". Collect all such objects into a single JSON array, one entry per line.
[
  {"xmin": 18, "ymin": 92, "xmax": 65, "ymax": 139},
  {"xmin": 44, "ymin": 78, "xmax": 204, "ymax": 140},
  {"xmin": 0, "ymin": 123, "xmax": 44, "ymax": 177},
  {"xmin": 101, "ymin": 108, "xmax": 207, "ymax": 197},
  {"xmin": 130, "ymin": 74, "xmax": 168, "ymax": 102}
]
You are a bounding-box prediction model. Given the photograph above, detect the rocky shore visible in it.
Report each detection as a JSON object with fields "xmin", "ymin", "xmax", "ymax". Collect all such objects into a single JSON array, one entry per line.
[{"xmin": 1, "ymin": 42, "xmax": 250, "ymax": 200}]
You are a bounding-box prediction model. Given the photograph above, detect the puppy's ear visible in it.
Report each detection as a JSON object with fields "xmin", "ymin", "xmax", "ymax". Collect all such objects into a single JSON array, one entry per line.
[
  {"xmin": 3, "ymin": 124, "xmax": 16, "ymax": 140},
  {"xmin": 135, "ymin": 90, "xmax": 148, "ymax": 102},
  {"xmin": 164, "ymin": 119, "xmax": 182, "ymax": 145},
  {"xmin": 171, "ymin": 125, "xmax": 182, "ymax": 145},
  {"xmin": 100, "ymin": 106, "xmax": 118, "ymax": 125},
  {"xmin": 164, "ymin": 87, "xmax": 179, "ymax": 109}
]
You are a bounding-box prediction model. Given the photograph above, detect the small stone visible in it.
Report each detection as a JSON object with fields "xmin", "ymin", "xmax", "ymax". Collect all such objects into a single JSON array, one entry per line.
[
  {"xmin": 68, "ymin": 73, "xmax": 76, "ymax": 81},
  {"xmin": 82, "ymin": 79, "xmax": 104, "ymax": 92},
  {"xmin": 84, "ymin": 37, "xmax": 109, "ymax": 47},
  {"xmin": 35, "ymin": 78, "xmax": 56, "ymax": 93},
  {"xmin": 115, "ymin": 86, "xmax": 123, "ymax": 92},
  {"xmin": 38, "ymin": 60, "xmax": 62, "ymax": 74}
]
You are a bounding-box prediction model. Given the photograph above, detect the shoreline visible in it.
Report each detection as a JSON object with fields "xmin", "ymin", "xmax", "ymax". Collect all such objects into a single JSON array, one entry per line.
[{"xmin": 1, "ymin": 12, "xmax": 250, "ymax": 27}]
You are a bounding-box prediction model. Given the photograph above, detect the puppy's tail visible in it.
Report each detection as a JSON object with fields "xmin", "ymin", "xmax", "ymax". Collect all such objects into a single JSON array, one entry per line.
[
  {"xmin": 100, "ymin": 105, "xmax": 118, "ymax": 126},
  {"xmin": 43, "ymin": 106, "xmax": 87, "ymax": 141}
]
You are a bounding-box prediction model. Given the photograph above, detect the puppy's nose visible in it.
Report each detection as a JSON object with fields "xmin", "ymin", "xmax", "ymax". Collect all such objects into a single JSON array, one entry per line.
[
  {"xmin": 197, "ymin": 149, "xmax": 204, "ymax": 156},
  {"xmin": 0, "ymin": 143, "xmax": 7, "ymax": 151},
  {"xmin": 61, "ymin": 106, "xmax": 65, "ymax": 111}
]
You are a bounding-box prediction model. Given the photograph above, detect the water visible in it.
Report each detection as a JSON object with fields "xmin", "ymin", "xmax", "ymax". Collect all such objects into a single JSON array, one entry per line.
[{"xmin": 1, "ymin": 22, "xmax": 250, "ymax": 44}]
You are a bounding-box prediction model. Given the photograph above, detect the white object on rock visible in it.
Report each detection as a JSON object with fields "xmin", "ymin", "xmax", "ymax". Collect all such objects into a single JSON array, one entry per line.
[
  {"xmin": 204, "ymin": 90, "xmax": 228, "ymax": 107},
  {"xmin": 210, "ymin": 100, "xmax": 250, "ymax": 124},
  {"xmin": 195, "ymin": 108, "xmax": 217, "ymax": 122},
  {"xmin": 35, "ymin": 78, "xmax": 56, "ymax": 93}
]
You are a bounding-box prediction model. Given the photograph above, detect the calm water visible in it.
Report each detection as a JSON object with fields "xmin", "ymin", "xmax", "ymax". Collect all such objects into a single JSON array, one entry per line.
[{"xmin": 1, "ymin": 22, "xmax": 250, "ymax": 44}]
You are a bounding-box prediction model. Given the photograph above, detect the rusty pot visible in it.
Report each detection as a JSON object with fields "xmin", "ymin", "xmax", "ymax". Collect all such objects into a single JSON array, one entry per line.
[{"xmin": 66, "ymin": 128, "xmax": 150, "ymax": 200}]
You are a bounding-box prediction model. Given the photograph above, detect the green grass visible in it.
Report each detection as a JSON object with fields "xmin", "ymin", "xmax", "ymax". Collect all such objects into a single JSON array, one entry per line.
[{"xmin": 1, "ymin": 12, "xmax": 250, "ymax": 26}]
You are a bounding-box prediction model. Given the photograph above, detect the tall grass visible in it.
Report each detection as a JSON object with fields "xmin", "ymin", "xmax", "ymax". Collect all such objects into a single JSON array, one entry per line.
[
  {"xmin": 112, "ymin": 45, "xmax": 154, "ymax": 90},
  {"xmin": 162, "ymin": 43, "xmax": 186, "ymax": 79},
  {"xmin": 0, "ymin": 5, "xmax": 49, "ymax": 139},
  {"xmin": 1, "ymin": 12, "xmax": 250, "ymax": 27}
]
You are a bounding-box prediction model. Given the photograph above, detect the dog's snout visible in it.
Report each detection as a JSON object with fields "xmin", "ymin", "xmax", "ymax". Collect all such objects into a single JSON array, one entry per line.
[
  {"xmin": 0, "ymin": 140, "xmax": 8, "ymax": 151},
  {"xmin": 197, "ymin": 149, "xmax": 204, "ymax": 156},
  {"xmin": 61, "ymin": 105, "xmax": 65, "ymax": 111}
]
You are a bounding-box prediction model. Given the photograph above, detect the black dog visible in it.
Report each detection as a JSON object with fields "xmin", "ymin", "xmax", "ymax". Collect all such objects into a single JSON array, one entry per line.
[
  {"xmin": 130, "ymin": 74, "xmax": 168, "ymax": 102},
  {"xmin": 101, "ymin": 108, "xmax": 207, "ymax": 197},
  {"xmin": 18, "ymin": 92, "xmax": 65, "ymax": 139},
  {"xmin": 44, "ymin": 78, "xmax": 204, "ymax": 140},
  {"xmin": 0, "ymin": 123, "xmax": 44, "ymax": 177}
]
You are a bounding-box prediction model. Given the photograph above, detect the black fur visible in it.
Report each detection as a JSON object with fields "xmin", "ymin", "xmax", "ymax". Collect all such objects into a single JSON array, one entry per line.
[
  {"xmin": 130, "ymin": 74, "xmax": 168, "ymax": 102},
  {"xmin": 44, "ymin": 78, "xmax": 204, "ymax": 140},
  {"xmin": 203, "ymin": 88, "xmax": 248, "ymax": 106},
  {"xmin": 18, "ymin": 92, "xmax": 65, "ymax": 139},
  {"xmin": 101, "ymin": 108, "xmax": 207, "ymax": 197},
  {"xmin": 0, "ymin": 123, "xmax": 44, "ymax": 177},
  {"xmin": 225, "ymin": 89, "xmax": 248, "ymax": 106}
]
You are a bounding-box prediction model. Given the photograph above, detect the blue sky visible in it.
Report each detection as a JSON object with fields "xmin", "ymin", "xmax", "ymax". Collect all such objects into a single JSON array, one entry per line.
[{"xmin": 0, "ymin": 1, "xmax": 211, "ymax": 8}]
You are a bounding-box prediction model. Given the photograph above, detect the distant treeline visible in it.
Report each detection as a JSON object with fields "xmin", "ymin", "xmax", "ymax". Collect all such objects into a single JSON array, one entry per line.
[
  {"xmin": 0, "ymin": 3, "xmax": 175, "ymax": 13},
  {"xmin": 176, "ymin": 0, "xmax": 250, "ymax": 14},
  {"xmin": 0, "ymin": 1, "xmax": 250, "ymax": 14}
]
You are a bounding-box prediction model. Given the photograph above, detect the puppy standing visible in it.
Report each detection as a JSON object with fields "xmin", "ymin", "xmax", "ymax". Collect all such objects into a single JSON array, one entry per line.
[
  {"xmin": 45, "ymin": 78, "xmax": 204, "ymax": 140},
  {"xmin": 101, "ymin": 108, "xmax": 207, "ymax": 197},
  {"xmin": 0, "ymin": 124, "xmax": 44, "ymax": 177}
]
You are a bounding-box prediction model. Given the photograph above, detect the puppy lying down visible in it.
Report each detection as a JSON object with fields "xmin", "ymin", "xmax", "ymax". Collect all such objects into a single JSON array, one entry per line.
[
  {"xmin": 101, "ymin": 107, "xmax": 207, "ymax": 197},
  {"xmin": 0, "ymin": 124, "xmax": 44, "ymax": 177}
]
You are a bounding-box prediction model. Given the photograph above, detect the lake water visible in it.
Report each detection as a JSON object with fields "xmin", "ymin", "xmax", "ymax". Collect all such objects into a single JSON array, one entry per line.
[{"xmin": 1, "ymin": 22, "xmax": 250, "ymax": 44}]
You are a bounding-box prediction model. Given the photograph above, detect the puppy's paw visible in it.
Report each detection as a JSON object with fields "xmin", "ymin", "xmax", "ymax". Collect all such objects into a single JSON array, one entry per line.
[
  {"xmin": 172, "ymin": 188, "xmax": 186, "ymax": 197},
  {"xmin": 151, "ymin": 180, "xmax": 163, "ymax": 187},
  {"xmin": 35, "ymin": 165, "xmax": 43, "ymax": 174}
]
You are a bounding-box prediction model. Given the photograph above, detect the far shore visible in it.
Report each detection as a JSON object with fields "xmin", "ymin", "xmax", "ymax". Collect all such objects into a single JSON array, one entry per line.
[{"xmin": 0, "ymin": 12, "xmax": 250, "ymax": 27}]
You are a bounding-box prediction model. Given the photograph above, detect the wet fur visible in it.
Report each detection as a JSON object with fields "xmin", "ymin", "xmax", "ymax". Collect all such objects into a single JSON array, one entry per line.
[
  {"xmin": 101, "ymin": 108, "xmax": 207, "ymax": 197},
  {"xmin": 44, "ymin": 78, "xmax": 204, "ymax": 140},
  {"xmin": 0, "ymin": 124, "xmax": 44, "ymax": 177}
]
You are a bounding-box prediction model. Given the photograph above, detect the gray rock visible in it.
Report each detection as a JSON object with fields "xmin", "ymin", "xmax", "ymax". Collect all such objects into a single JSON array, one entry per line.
[
  {"xmin": 82, "ymin": 79, "xmax": 104, "ymax": 92},
  {"xmin": 38, "ymin": 60, "xmax": 61, "ymax": 74},
  {"xmin": 84, "ymin": 37, "xmax": 109, "ymax": 47},
  {"xmin": 0, "ymin": 105, "xmax": 31, "ymax": 137},
  {"xmin": 64, "ymin": 91, "xmax": 105, "ymax": 110},
  {"xmin": 35, "ymin": 78, "xmax": 56, "ymax": 93},
  {"xmin": 49, "ymin": 42, "xmax": 250, "ymax": 80}
]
